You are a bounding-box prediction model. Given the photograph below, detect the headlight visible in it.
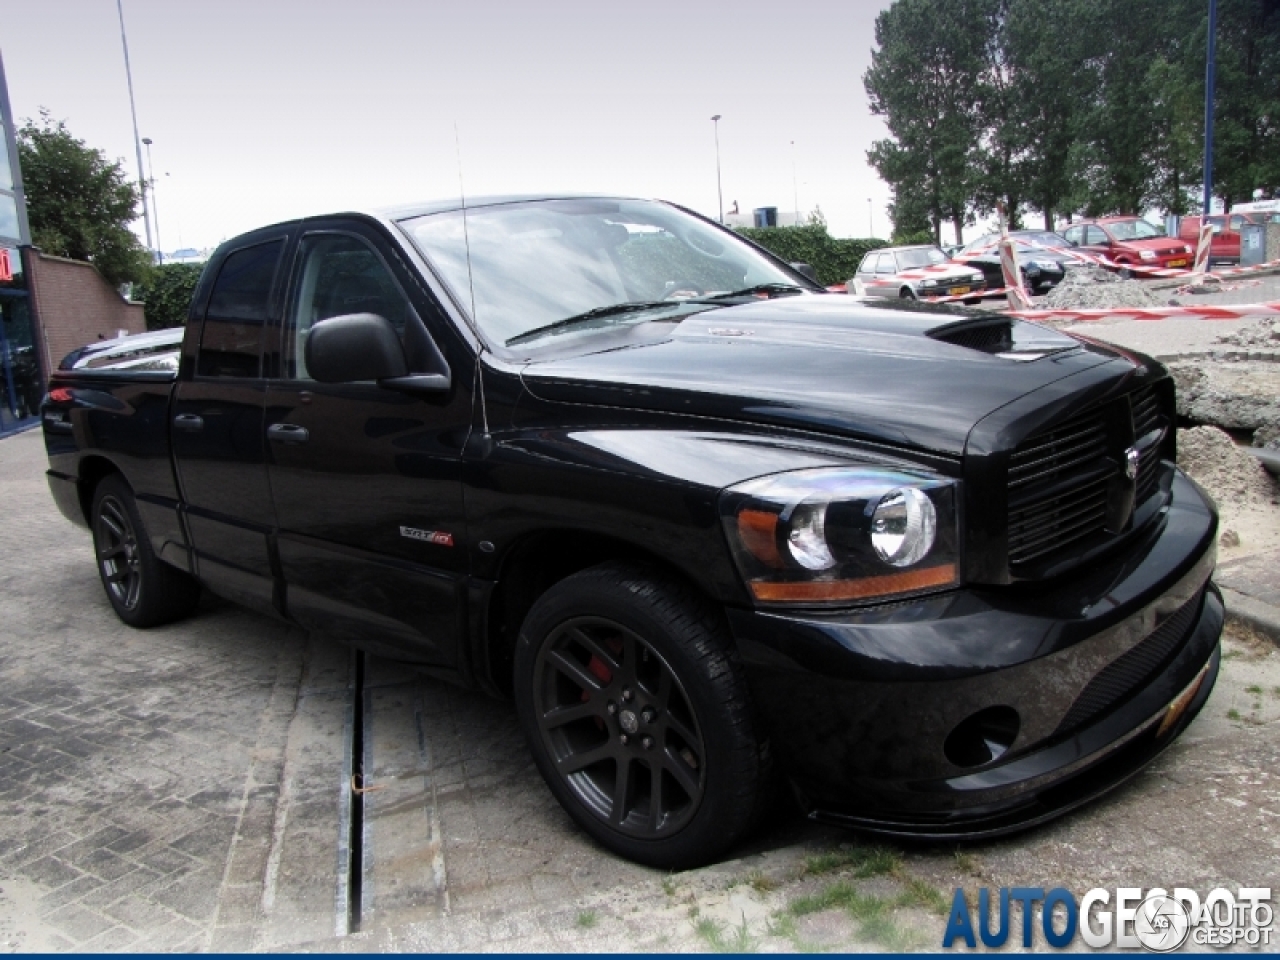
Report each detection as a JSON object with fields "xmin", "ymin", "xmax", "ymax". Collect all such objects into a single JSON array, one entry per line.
[
  {"xmin": 921, "ymin": 278, "xmax": 937, "ymax": 287},
  {"xmin": 1183, "ymin": 244, "xmax": 1193, "ymax": 254},
  {"xmin": 971, "ymin": 274, "xmax": 983, "ymax": 284},
  {"xmin": 1033, "ymin": 260, "xmax": 1058, "ymax": 270},
  {"xmin": 1139, "ymin": 250, "xmax": 1156, "ymax": 260},
  {"xmin": 720, "ymin": 467, "xmax": 960, "ymax": 605}
]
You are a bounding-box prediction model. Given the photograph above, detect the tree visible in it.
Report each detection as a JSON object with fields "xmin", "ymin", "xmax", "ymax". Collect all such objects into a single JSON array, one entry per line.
[
  {"xmin": 1206, "ymin": 0, "xmax": 1280, "ymax": 209},
  {"xmin": 864, "ymin": 0, "xmax": 989, "ymax": 245},
  {"xmin": 136, "ymin": 262, "xmax": 203, "ymax": 330},
  {"xmin": 17, "ymin": 110, "xmax": 152, "ymax": 287}
]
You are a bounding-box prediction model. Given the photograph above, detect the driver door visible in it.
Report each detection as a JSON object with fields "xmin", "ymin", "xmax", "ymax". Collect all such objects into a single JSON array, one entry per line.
[{"xmin": 263, "ymin": 222, "xmax": 473, "ymax": 666}]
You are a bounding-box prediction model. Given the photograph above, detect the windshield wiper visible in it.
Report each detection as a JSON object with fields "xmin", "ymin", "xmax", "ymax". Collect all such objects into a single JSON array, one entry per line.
[
  {"xmin": 506, "ymin": 301, "xmax": 680, "ymax": 346},
  {"xmin": 694, "ymin": 283, "xmax": 808, "ymax": 301}
]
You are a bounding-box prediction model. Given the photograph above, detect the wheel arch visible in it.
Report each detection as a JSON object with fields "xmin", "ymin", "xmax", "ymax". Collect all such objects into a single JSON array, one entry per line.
[
  {"xmin": 78, "ymin": 455, "xmax": 125, "ymax": 523},
  {"xmin": 481, "ymin": 529, "xmax": 725, "ymax": 698}
]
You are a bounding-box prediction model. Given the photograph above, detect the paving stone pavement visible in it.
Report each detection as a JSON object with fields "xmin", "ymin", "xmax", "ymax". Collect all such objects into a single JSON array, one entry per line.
[{"xmin": 3, "ymin": 422, "xmax": 1279, "ymax": 953}]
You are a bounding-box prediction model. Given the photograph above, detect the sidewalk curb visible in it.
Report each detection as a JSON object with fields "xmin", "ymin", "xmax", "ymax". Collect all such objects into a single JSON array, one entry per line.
[{"xmin": 1220, "ymin": 586, "xmax": 1280, "ymax": 645}]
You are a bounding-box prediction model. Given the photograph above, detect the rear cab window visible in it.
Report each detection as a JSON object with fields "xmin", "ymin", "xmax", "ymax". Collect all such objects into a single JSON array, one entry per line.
[{"xmin": 197, "ymin": 240, "xmax": 285, "ymax": 379}]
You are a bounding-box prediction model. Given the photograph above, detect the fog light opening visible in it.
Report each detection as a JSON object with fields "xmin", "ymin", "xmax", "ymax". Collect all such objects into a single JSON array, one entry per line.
[{"xmin": 944, "ymin": 706, "xmax": 1021, "ymax": 768}]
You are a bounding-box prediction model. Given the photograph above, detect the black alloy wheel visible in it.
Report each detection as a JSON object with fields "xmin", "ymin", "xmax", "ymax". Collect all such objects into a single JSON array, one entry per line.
[
  {"xmin": 530, "ymin": 616, "xmax": 705, "ymax": 839},
  {"xmin": 90, "ymin": 474, "xmax": 201, "ymax": 628},
  {"xmin": 514, "ymin": 562, "xmax": 770, "ymax": 869},
  {"xmin": 95, "ymin": 490, "xmax": 142, "ymax": 612}
]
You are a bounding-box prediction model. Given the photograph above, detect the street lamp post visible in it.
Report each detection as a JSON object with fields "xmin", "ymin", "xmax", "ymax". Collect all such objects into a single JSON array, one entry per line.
[
  {"xmin": 116, "ymin": 0, "xmax": 153, "ymax": 256},
  {"xmin": 868, "ymin": 198, "xmax": 873, "ymax": 237},
  {"xmin": 711, "ymin": 115, "xmax": 723, "ymax": 224},
  {"xmin": 141, "ymin": 138, "xmax": 162, "ymax": 264},
  {"xmin": 1202, "ymin": 0, "xmax": 1217, "ymax": 216},
  {"xmin": 791, "ymin": 141, "xmax": 800, "ymax": 226}
]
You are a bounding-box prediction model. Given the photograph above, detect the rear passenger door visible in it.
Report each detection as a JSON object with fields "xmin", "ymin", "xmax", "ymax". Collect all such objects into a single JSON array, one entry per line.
[
  {"xmin": 263, "ymin": 222, "xmax": 473, "ymax": 666},
  {"xmin": 172, "ymin": 232, "xmax": 288, "ymax": 617}
]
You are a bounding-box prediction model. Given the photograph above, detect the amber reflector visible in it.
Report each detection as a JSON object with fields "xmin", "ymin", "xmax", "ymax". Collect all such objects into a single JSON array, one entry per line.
[
  {"xmin": 737, "ymin": 508, "xmax": 784, "ymax": 568},
  {"xmin": 750, "ymin": 564, "xmax": 958, "ymax": 602}
]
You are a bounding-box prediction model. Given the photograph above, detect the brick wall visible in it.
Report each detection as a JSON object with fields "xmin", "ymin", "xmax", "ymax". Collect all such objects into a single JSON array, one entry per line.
[{"xmin": 25, "ymin": 250, "xmax": 146, "ymax": 375}]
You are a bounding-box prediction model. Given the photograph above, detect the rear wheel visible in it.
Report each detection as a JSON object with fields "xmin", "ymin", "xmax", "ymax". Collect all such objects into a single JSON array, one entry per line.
[
  {"xmin": 91, "ymin": 474, "xmax": 201, "ymax": 628},
  {"xmin": 513, "ymin": 562, "xmax": 770, "ymax": 869}
]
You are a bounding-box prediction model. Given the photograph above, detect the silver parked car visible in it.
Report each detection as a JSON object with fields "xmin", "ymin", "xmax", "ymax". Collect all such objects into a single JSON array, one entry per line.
[{"xmin": 850, "ymin": 245, "xmax": 985, "ymax": 303}]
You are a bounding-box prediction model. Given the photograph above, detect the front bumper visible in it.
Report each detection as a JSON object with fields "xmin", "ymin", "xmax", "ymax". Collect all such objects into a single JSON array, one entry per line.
[{"xmin": 730, "ymin": 468, "xmax": 1221, "ymax": 838}]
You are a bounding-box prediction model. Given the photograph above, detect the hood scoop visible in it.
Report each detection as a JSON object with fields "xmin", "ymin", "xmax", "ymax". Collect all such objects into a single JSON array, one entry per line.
[{"xmin": 926, "ymin": 315, "xmax": 1077, "ymax": 362}]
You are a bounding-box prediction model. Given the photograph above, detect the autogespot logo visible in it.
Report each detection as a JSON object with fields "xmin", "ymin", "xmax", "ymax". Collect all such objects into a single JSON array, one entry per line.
[{"xmin": 942, "ymin": 886, "xmax": 1274, "ymax": 951}]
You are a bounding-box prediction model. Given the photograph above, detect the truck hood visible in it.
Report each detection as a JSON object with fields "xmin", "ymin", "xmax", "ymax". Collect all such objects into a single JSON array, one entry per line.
[{"xmin": 516, "ymin": 297, "xmax": 1141, "ymax": 457}]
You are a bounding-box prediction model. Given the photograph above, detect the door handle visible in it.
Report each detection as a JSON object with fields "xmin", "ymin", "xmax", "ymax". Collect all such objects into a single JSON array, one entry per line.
[
  {"xmin": 173, "ymin": 414, "xmax": 204, "ymax": 432},
  {"xmin": 267, "ymin": 423, "xmax": 309, "ymax": 444}
]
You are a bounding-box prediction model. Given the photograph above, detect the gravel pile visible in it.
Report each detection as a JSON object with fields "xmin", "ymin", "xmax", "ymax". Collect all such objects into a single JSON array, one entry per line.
[
  {"xmin": 1040, "ymin": 265, "xmax": 1168, "ymax": 310},
  {"xmin": 1216, "ymin": 319, "xmax": 1280, "ymax": 349},
  {"xmin": 1177, "ymin": 425, "xmax": 1277, "ymax": 505}
]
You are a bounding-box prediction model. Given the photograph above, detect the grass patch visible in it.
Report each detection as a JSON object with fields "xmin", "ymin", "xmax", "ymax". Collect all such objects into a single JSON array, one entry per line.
[
  {"xmin": 1246, "ymin": 684, "xmax": 1264, "ymax": 695},
  {"xmin": 575, "ymin": 909, "xmax": 598, "ymax": 929},
  {"xmin": 1228, "ymin": 708, "xmax": 1242, "ymax": 721},
  {"xmin": 1272, "ymin": 685, "xmax": 1280, "ymax": 699},
  {"xmin": 953, "ymin": 849, "xmax": 980, "ymax": 876},
  {"xmin": 788, "ymin": 884, "xmax": 926, "ymax": 951},
  {"xmin": 694, "ymin": 914, "xmax": 758, "ymax": 953},
  {"xmin": 661, "ymin": 874, "xmax": 677, "ymax": 897},
  {"xmin": 897, "ymin": 875, "xmax": 950, "ymax": 915},
  {"xmin": 748, "ymin": 870, "xmax": 779, "ymax": 893},
  {"xmin": 802, "ymin": 845, "xmax": 901, "ymax": 878}
]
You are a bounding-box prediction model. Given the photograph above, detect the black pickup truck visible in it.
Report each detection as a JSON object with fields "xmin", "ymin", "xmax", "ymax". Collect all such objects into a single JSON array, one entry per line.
[{"xmin": 42, "ymin": 196, "xmax": 1222, "ymax": 869}]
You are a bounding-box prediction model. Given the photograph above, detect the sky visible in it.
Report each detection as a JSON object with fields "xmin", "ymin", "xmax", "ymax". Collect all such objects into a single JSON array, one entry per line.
[{"xmin": 0, "ymin": 0, "xmax": 900, "ymax": 254}]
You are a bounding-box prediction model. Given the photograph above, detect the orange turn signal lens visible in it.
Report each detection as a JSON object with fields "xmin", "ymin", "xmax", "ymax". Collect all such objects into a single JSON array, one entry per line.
[
  {"xmin": 737, "ymin": 508, "xmax": 784, "ymax": 568},
  {"xmin": 749, "ymin": 563, "xmax": 957, "ymax": 603}
]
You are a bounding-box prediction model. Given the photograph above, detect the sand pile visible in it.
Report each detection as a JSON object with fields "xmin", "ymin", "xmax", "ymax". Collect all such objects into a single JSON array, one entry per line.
[
  {"xmin": 1215, "ymin": 319, "xmax": 1280, "ymax": 349},
  {"xmin": 1177, "ymin": 426, "xmax": 1277, "ymax": 506},
  {"xmin": 1039, "ymin": 265, "xmax": 1167, "ymax": 310}
]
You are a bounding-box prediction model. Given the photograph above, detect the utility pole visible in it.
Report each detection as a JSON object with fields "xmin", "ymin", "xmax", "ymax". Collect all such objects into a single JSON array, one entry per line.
[
  {"xmin": 142, "ymin": 138, "xmax": 162, "ymax": 263},
  {"xmin": 1202, "ymin": 0, "xmax": 1217, "ymax": 216},
  {"xmin": 116, "ymin": 0, "xmax": 153, "ymax": 256}
]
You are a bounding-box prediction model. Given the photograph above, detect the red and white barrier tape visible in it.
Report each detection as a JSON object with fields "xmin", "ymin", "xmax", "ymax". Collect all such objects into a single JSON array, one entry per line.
[
  {"xmin": 961, "ymin": 234, "xmax": 1280, "ymax": 281},
  {"xmin": 1008, "ymin": 301, "xmax": 1280, "ymax": 323}
]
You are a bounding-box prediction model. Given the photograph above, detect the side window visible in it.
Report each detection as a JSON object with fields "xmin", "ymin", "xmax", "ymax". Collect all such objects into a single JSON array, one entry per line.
[
  {"xmin": 856, "ymin": 253, "xmax": 876, "ymax": 275},
  {"xmin": 197, "ymin": 240, "xmax": 284, "ymax": 378},
  {"xmin": 287, "ymin": 233, "xmax": 413, "ymax": 380},
  {"xmin": 1084, "ymin": 226, "xmax": 1109, "ymax": 246},
  {"xmin": 1063, "ymin": 226, "xmax": 1082, "ymax": 246},
  {"xmin": 875, "ymin": 253, "xmax": 896, "ymax": 274}
]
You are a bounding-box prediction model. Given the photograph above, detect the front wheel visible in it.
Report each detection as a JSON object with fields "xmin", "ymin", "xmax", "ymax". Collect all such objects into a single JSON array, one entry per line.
[
  {"xmin": 91, "ymin": 474, "xmax": 201, "ymax": 628},
  {"xmin": 513, "ymin": 562, "xmax": 770, "ymax": 869}
]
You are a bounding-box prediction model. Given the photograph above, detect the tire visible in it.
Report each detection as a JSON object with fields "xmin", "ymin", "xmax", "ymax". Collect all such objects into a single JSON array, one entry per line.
[
  {"xmin": 513, "ymin": 562, "xmax": 770, "ymax": 869},
  {"xmin": 91, "ymin": 473, "xmax": 201, "ymax": 628},
  {"xmin": 899, "ymin": 287, "xmax": 916, "ymax": 300}
]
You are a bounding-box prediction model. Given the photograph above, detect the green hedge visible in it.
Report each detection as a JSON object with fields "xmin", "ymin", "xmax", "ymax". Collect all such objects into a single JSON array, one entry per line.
[
  {"xmin": 135, "ymin": 262, "xmax": 204, "ymax": 330},
  {"xmin": 734, "ymin": 225, "xmax": 887, "ymax": 285}
]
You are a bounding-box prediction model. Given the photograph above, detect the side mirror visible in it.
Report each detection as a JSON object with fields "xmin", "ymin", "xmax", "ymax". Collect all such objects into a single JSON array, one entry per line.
[
  {"xmin": 790, "ymin": 262, "xmax": 819, "ymax": 283},
  {"xmin": 305, "ymin": 313, "xmax": 409, "ymax": 383}
]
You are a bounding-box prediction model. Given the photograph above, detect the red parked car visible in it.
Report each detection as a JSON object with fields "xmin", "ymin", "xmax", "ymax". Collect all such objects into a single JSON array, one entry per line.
[{"xmin": 1060, "ymin": 217, "xmax": 1193, "ymax": 275}]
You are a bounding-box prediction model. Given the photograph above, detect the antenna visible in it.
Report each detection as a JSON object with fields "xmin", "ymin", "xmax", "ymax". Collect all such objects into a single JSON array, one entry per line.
[
  {"xmin": 454, "ymin": 123, "xmax": 489, "ymax": 437},
  {"xmin": 454, "ymin": 123, "xmax": 479, "ymax": 328}
]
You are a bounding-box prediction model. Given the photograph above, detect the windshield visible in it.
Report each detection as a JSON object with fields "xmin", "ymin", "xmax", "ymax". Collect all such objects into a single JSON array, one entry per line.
[
  {"xmin": 1105, "ymin": 219, "xmax": 1166, "ymax": 240},
  {"xmin": 896, "ymin": 247, "xmax": 949, "ymax": 268},
  {"xmin": 399, "ymin": 198, "xmax": 801, "ymax": 346},
  {"xmin": 1015, "ymin": 232, "xmax": 1067, "ymax": 249}
]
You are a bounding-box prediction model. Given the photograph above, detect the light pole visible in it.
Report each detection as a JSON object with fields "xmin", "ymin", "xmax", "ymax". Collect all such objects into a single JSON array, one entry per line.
[
  {"xmin": 141, "ymin": 138, "xmax": 162, "ymax": 263},
  {"xmin": 868, "ymin": 198, "xmax": 873, "ymax": 237},
  {"xmin": 1202, "ymin": 0, "xmax": 1217, "ymax": 215},
  {"xmin": 116, "ymin": 0, "xmax": 153, "ymax": 255},
  {"xmin": 791, "ymin": 141, "xmax": 800, "ymax": 226},
  {"xmin": 711, "ymin": 115, "xmax": 723, "ymax": 224}
]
